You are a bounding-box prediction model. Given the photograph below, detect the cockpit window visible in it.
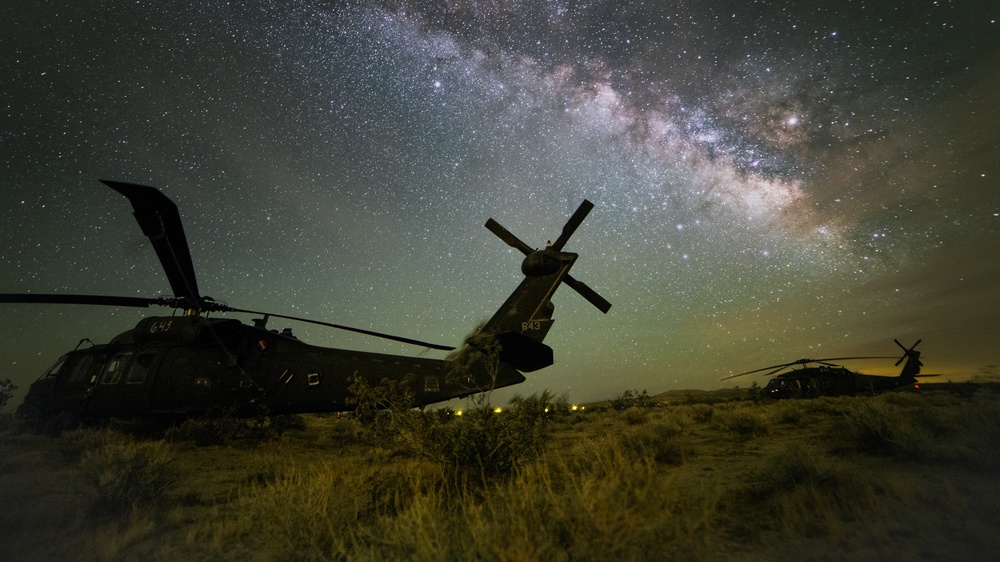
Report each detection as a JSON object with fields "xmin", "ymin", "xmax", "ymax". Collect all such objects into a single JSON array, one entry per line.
[
  {"xmin": 45, "ymin": 355, "xmax": 69, "ymax": 378},
  {"xmin": 65, "ymin": 355, "xmax": 96, "ymax": 387},
  {"xmin": 100, "ymin": 352, "xmax": 134, "ymax": 385}
]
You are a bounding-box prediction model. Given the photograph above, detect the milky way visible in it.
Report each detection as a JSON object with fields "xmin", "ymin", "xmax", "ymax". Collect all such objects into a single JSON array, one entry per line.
[{"xmin": 2, "ymin": 1, "xmax": 998, "ymax": 407}]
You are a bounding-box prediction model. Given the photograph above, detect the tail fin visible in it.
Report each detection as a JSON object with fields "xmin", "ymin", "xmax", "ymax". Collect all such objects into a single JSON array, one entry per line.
[{"xmin": 479, "ymin": 201, "xmax": 610, "ymax": 373}]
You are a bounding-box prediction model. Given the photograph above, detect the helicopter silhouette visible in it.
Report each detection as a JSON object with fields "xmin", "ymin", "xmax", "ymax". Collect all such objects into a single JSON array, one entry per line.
[
  {"xmin": 3, "ymin": 180, "xmax": 610, "ymax": 418},
  {"xmin": 723, "ymin": 339, "xmax": 935, "ymax": 399}
]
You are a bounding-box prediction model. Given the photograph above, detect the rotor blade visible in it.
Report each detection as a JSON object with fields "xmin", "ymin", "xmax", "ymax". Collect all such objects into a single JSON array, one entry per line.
[
  {"xmin": 484, "ymin": 218, "xmax": 534, "ymax": 255},
  {"xmin": 551, "ymin": 200, "xmax": 594, "ymax": 251},
  {"xmin": 0, "ymin": 293, "xmax": 161, "ymax": 308},
  {"xmin": 722, "ymin": 369, "xmax": 771, "ymax": 381},
  {"xmin": 724, "ymin": 359, "xmax": 811, "ymax": 379},
  {"xmin": 101, "ymin": 180, "xmax": 202, "ymax": 307},
  {"xmin": 808, "ymin": 356, "xmax": 898, "ymax": 362},
  {"xmin": 563, "ymin": 274, "xmax": 612, "ymax": 313},
  {"xmin": 721, "ymin": 356, "xmax": 897, "ymax": 380},
  {"xmin": 223, "ymin": 307, "xmax": 456, "ymax": 351}
]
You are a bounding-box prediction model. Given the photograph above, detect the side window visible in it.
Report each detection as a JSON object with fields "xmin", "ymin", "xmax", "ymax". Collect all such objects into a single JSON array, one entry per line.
[
  {"xmin": 100, "ymin": 352, "xmax": 134, "ymax": 385},
  {"xmin": 423, "ymin": 376, "xmax": 440, "ymax": 393},
  {"xmin": 126, "ymin": 353, "xmax": 156, "ymax": 384}
]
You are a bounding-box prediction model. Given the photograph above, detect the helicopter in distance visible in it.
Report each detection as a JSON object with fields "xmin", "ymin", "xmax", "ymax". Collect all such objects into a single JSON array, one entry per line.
[
  {"xmin": 722, "ymin": 339, "xmax": 935, "ymax": 399},
  {"xmin": 3, "ymin": 180, "xmax": 611, "ymax": 419}
]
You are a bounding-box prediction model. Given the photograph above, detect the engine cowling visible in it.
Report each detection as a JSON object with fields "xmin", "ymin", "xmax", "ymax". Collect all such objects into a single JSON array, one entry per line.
[{"xmin": 521, "ymin": 249, "xmax": 561, "ymax": 276}]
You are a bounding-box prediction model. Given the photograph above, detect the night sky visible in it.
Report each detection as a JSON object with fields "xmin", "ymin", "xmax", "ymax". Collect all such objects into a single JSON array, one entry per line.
[{"xmin": 2, "ymin": 1, "xmax": 998, "ymax": 410}]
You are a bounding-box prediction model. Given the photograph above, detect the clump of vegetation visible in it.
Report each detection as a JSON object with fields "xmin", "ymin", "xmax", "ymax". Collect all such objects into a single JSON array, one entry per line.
[
  {"xmin": 727, "ymin": 444, "xmax": 880, "ymax": 539},
  {"xmin": 347, "ymin": 375, "xmax": 418, "ymax": 445},
  {"xmin": 192, "ymin": 461, "xmax": 433, "ymax": 560},
  {"xmin": 618, "ymin": 420, "xmax": 687, "ymax": 465},
  {"xmin": 7, "ymin": 387, "xmax": 1000, "ymax": 561},
  {"xmin": 714, "ymin": 407, "xmax": 769, "ymax": 440},
  {"xmin": 0, "ymin": 378, "xmax": 16, "ymax": 410},
  {"xmin": 621, "ymin": 406, "xmax": 649, "ymax": 425},
  {"xmin": 610, "ymin": 388, "xmax": 652, "ymax": 410},
  {"xmin": 348, "ymin": 369, "xmax": 556, "ymax": 487},
  {"xmin": 164, "ymin": 411, "xmax": 304, "ymax": 446},
  {"xmin": 78, "ymin": 429, "xmax": 177, "ymax": 518},
  {"xmin": 770, "ymin": 400, "xmax": 805, "ymax": 424},
  {"xmin": 424, "ymin": 396, "xmax": 552, "ymax": 485},
  {"xmin": 680, "ymin": 403, "xmax": 715, "ymax": 423},
  {"xmin": 839, "ymin": 396, "xmax": 934, "ymax": 459}
]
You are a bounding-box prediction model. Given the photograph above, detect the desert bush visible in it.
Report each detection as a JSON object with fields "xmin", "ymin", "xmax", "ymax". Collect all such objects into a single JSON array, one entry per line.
[
  {"xmin": 672, "ymin": 403, "xmax": 714, "ymax": 424},
  {"xmin": 0, "ymin": 378, "xmax": 15, "ymax": 410},
  {"xmin": 195, "ymin": 461, "xmax": 441, "ymax": 561},
  {"xmin": 619, "ymin": 420, "xmax": 687, "ymax": 466},
  {"xmin": 771, "ymin": 401, "xmax": 805, "ymax": 424},
  {"xmin": 0, "ymin": 413, "xmax": 25, "ymax": 434},
  {"xmin": 714, "ymin": 408, "xmax": 769, "ymax": 440},
  {"xmin": 727, "ymin": 444, "xmax": 880, "ymax": 539},
  {"xmin": 795, "ymin": 395, "xmax": 846, "ymax": 416},
  {"xmin": 352, "ymin": 436, "xmax": 717, "ymax": 562},
  {"xmin": 839, "ymin": 397, "xmax": 934, "ymax": 459},
  {"xmin": 621, "ymin": 406, "xmax": 649, "ymax": 425},
  {"xmin": 164, "ymin": 411, "xmax": 297, "ymax": 446},
  {"xmin": 423, "ymin": 400, "xmax": 549, "ymax": 485},
  {"xmin": 746, "ymin": 381, "xmax": 766, "ymax": 404},
  {"xmin": 957, "ymin": 398, "xmax": 1000, "ymax": 469},
  {"xmin": 347, "ymin": 380, "xmax": 554, "ymax": 486},
  {"xmin": 610, "ymin": 388, "xmax": 652, "ymax": 410},
  {"xmin": 79, "ymin": 429, "xmax": 177, "ymax": 518}
]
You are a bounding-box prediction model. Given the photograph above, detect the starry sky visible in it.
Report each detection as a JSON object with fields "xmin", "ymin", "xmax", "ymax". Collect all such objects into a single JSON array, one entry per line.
[{"xmin": 2, "ymin": 1, "xmax": 998, "ymax": 410}]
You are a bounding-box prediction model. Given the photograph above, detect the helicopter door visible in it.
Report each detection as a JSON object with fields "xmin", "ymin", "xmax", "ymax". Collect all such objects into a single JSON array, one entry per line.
[{"xmin": 87, "ymin": 350, "xmax": 159, "ymax": 415}]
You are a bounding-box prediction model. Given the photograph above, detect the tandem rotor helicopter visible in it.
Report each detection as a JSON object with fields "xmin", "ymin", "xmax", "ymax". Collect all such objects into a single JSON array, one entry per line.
[
  {"xmin": 3, "ymin": 180, "xmax": 610, "ymax": 419},
  {"xmin": 723, "ymin": 339, "xmax": 936, "ymax": 399}
]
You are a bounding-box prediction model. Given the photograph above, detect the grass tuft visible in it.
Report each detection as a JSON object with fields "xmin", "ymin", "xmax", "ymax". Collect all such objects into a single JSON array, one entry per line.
[
  {"xmin": 79, "ymin": 429, "xmax": 177, "ymax": 518},
  {"xmin": 714, "ymin": 407, "xmax": 769, "ymax": 440}
]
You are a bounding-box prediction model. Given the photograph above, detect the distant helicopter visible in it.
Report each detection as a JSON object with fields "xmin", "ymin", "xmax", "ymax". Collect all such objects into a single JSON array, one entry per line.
[
  {"xmin": 3, "ymin": 180, "xmax": 610, "ymax": 419},
  {"xmin": 723, "ymin": 339, "xmax": 935, "ymax": 399}
]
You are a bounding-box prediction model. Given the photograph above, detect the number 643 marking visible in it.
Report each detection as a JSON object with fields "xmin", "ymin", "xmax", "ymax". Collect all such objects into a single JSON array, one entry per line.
[
  {"xmin": 521, "ymin": 321, "xmax": 542, "ymax": 331},
  {"xmin": 149, "ymin": 320, "xmax": 173, "ymax": 333}
]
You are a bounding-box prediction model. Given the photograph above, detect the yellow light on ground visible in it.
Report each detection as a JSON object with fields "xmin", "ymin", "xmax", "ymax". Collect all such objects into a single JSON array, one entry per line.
[
  {"xmin": 455, "ymin": 410, "xmax": 464, "ymax": 416},
  {"xmin": 493, "ymin": 406, "xmax": 503, "ymax": 413}
]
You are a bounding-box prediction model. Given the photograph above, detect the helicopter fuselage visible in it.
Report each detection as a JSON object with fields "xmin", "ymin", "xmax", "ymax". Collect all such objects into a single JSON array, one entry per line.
[
  {"xmin": 18, "ymin": 315, "xmax": 524, "ymax": 418},
  {"xmin": 764, "ymin": 366, "xmax": 919, "ymax": 399}
]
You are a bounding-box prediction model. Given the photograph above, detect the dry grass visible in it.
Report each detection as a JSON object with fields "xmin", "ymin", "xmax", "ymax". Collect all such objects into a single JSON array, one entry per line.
[{"xmin": 2, "ymin": 386, "xmax": 1000, "ymax": 561}]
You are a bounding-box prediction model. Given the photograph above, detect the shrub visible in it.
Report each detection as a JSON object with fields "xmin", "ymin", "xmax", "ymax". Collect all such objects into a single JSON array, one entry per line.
[
  {"xmin": 620, "ymin": 421, "xmax": 686, "ymax": 466},
  {"xmin": 611, "ymin": 389, "xmax": 651, "ymax": 410},
  {"xmin": 714, "ymin": 408, "xmax": 769, "ymax": 440},
  {"xmin": 747, "ymin": 381, "xmax": 767, "ymax": 404},
  {"xmin": 79, "ymin": 429, "xmax": 177, "ymax": 517},
  {"xmin": 424, "ymin": 398, "xmax": 549, "ymax": 485},
  {"xmin": 164, "ymin": 411, "xmax": 300, "ymax": 446},
  {"xmin": 346, "ymin": 379, "xmax": 554, "ymax": 486},
  {"xmin": 688, "ymin": 403, "xmax": 715, "ymax": 423},
  {"xmin": 621, "ymin": 406, "xmax": 649, "ymax": 425},
  {"xmin": 0, "ymin": 379, "xmax": 15, "ymax": 410},
  {"xmin": 839, "ymin": 397, "xmax": 933, "ymax": 459},
  {"xmin": 728, "ymin": 444, "xmax": 880, "ymax": 539},
  {"xmin": 771, "ymin": 401, "xmax": 805, "ymax": 425}
]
